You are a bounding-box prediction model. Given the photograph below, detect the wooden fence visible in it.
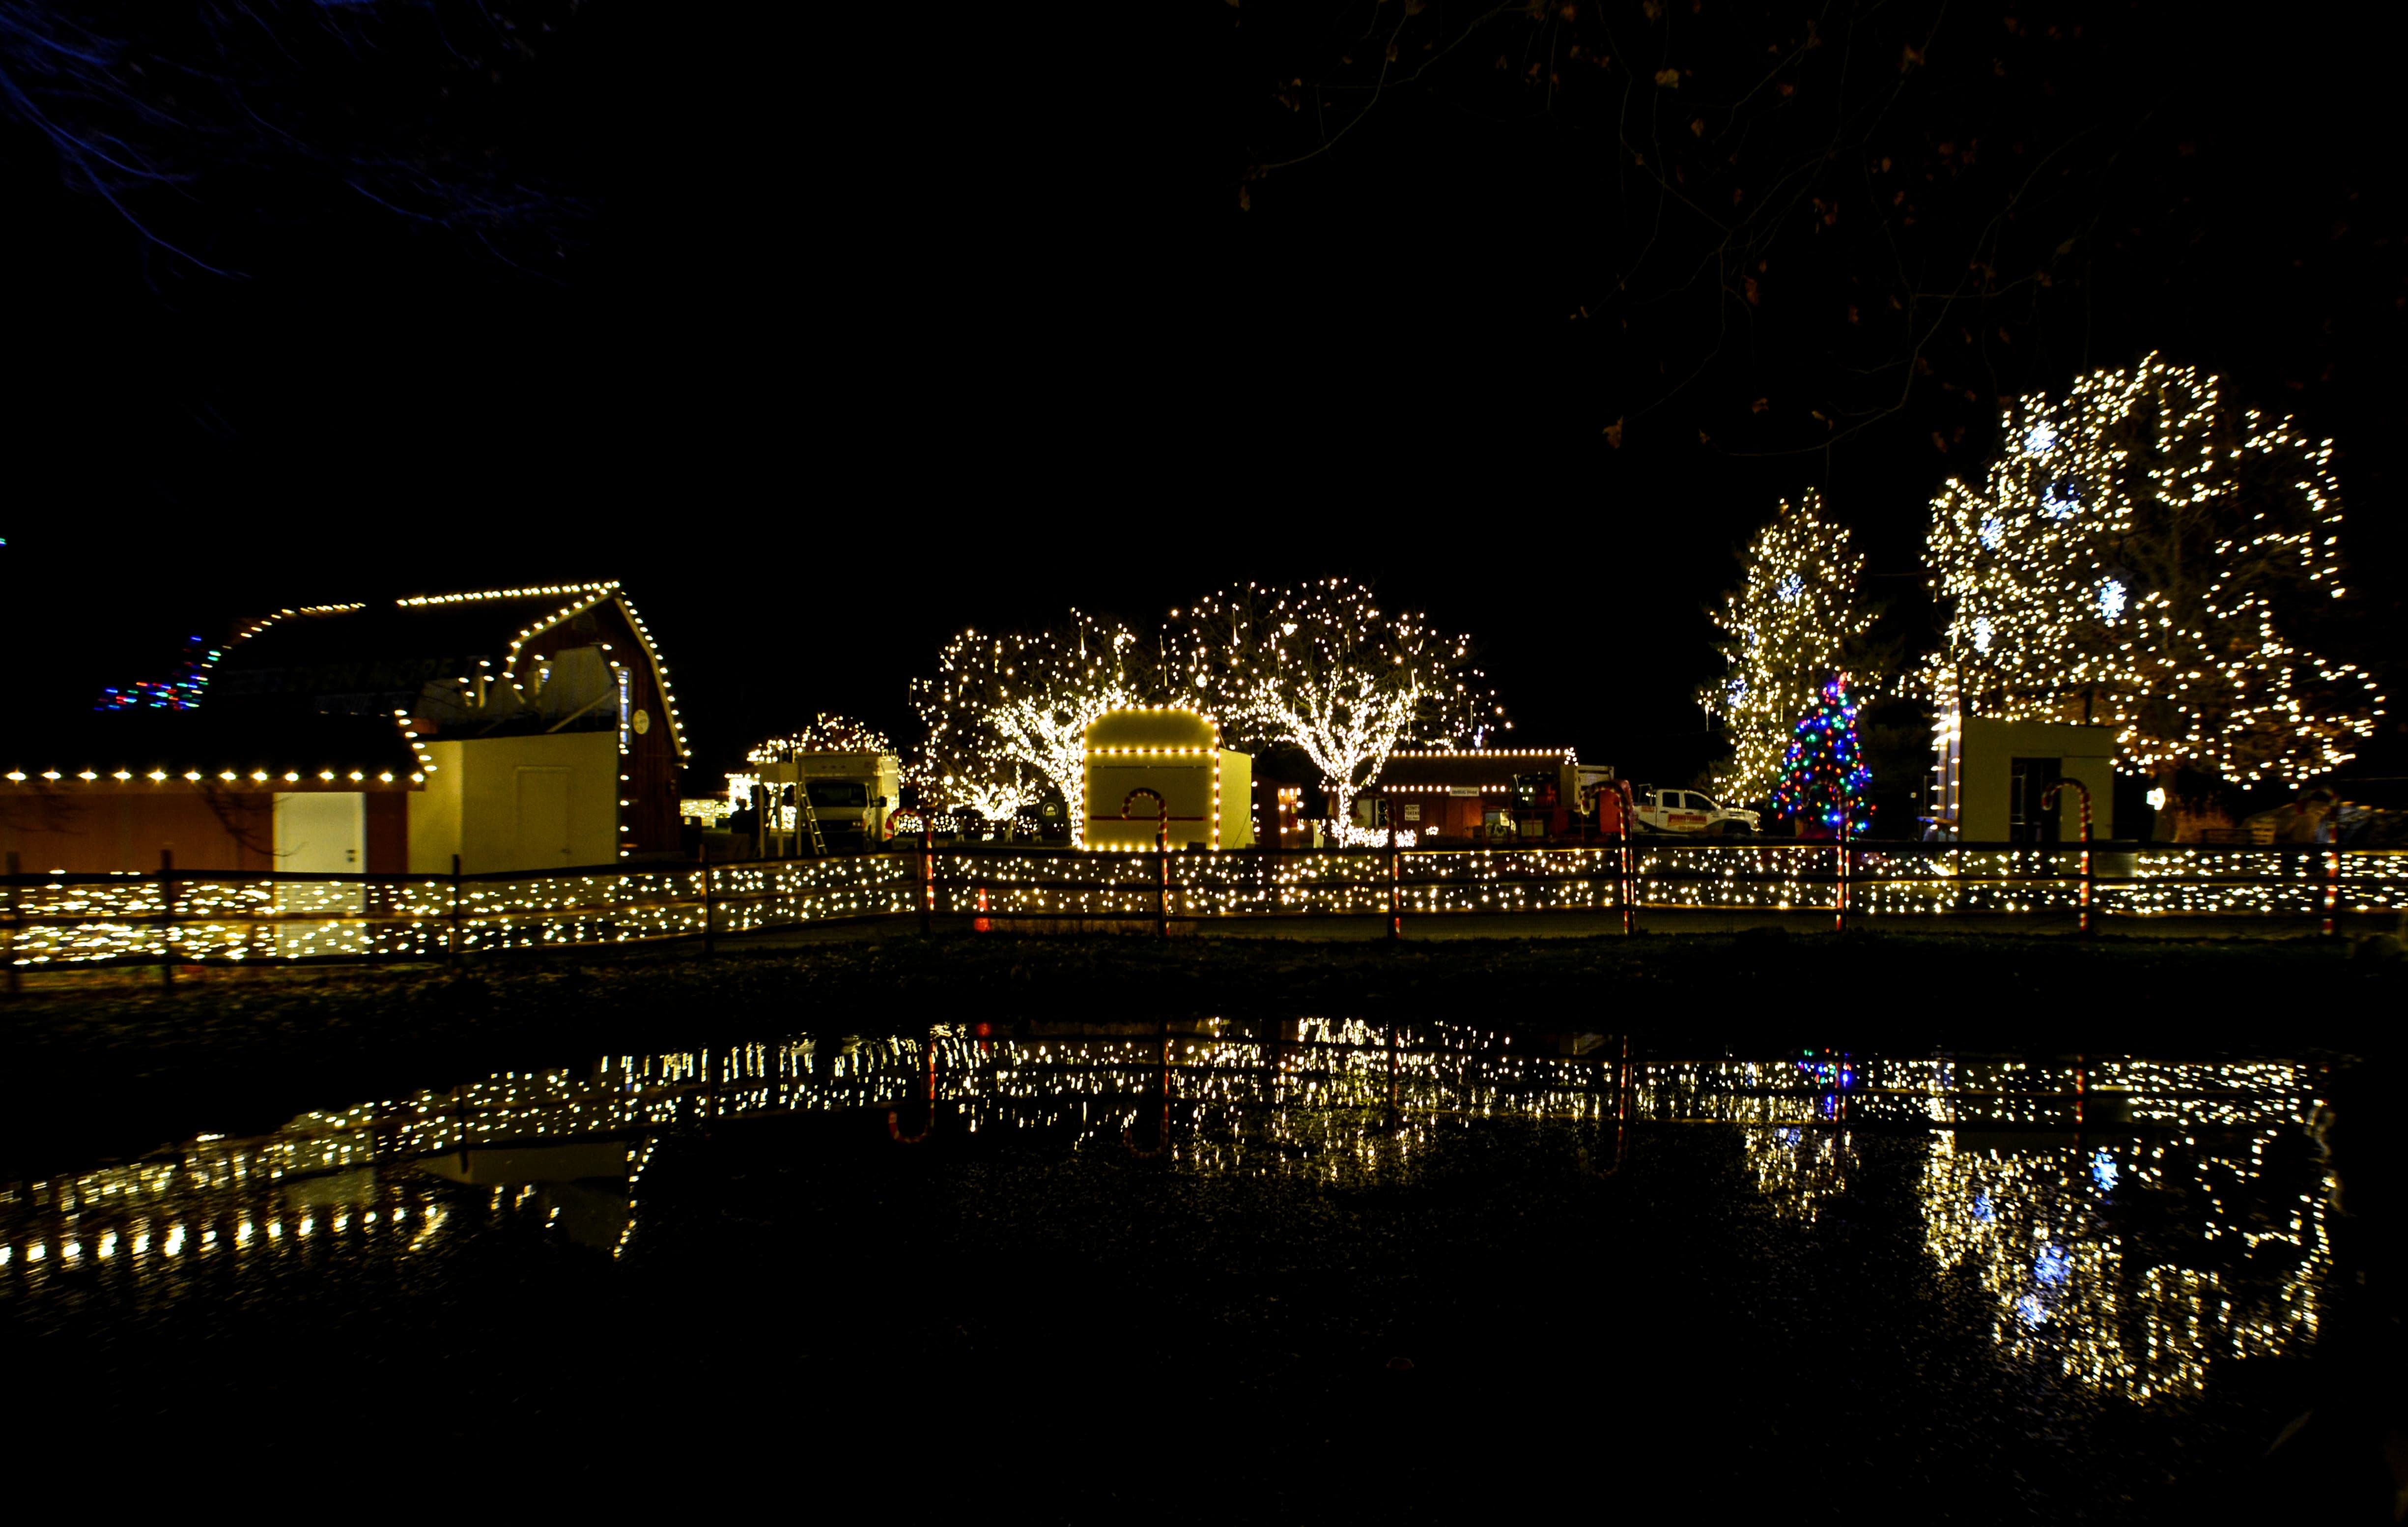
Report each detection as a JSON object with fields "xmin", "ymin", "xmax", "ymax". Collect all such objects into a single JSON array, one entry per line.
[{"xmin": 2, "ymin": 839, "xmax": 2402, "ymax": 983}]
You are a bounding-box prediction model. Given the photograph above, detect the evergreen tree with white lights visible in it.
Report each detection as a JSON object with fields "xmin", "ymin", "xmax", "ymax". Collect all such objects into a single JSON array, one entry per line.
[
  {"xmin": 1771, "ymin": 675, "xmax": 1871, "ymax": 837},
  {"xmin": 1699, "ymin": 490, "xmax": 1879, "ymax": 805},
  {"xmin": 1919, "ymin": 358, "xmax": 2383, "ymax": 785}
]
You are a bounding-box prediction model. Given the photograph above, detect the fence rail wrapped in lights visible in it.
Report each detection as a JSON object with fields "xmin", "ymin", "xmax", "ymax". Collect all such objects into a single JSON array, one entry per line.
[{"xmin": 2, "ymin": 842, "xmax": 2402, "ymax": 969}]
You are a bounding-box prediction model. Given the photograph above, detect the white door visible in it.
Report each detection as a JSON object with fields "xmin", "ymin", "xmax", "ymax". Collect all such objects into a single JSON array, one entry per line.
[
  {"xmin": 273, "ymin": 792, "xmax": 365, "ymax": 915},
  {"xmin": 515, "ymin": 767, "xmax": 573, "ymax": 870}
]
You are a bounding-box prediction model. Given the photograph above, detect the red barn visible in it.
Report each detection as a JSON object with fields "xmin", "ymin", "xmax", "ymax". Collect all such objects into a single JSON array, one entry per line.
[{"xmin": 2, "ymin": 581, "xmax": 691, "ymax": 876}]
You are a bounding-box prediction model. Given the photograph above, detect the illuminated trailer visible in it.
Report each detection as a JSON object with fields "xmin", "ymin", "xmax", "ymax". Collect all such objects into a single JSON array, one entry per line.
[{"xmin": 745, "ymin": 750, "xmax": 900, "ymax": 855}]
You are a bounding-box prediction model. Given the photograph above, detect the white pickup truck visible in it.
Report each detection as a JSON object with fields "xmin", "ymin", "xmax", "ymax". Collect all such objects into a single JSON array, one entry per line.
[{"xmin": 1631, "ymin": 786, "xmax": 1761, "ymax": 837}]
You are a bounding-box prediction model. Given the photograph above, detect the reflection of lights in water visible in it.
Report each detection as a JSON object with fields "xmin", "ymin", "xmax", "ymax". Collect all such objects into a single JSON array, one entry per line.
[
  {"xmin": 2035, "ymin": 1244, "xmax": 2071, "ymax": 1286},
  {"xmin": 0, "ymin": 1037, "xmax": 2333, "ymax": 1413}
]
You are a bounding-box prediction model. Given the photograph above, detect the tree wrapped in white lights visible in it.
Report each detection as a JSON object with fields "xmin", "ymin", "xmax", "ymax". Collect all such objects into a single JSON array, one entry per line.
[
  {"xmin": 917, "ymin": 740, "xmax": 1045, "ymax": 827},
  {"xmin": 1698, "ymin": 490, "xmax": 1879, "ymax": 804},
  {"xmin": 911, "ymin": 610, "xmax": 1147, "ymax": 847},
  {"xmin": 1169, "ymin": 578, "xmax": 1504, "ymax": 840},
  {"xmin": 1918, "ymin": 357, "xmax": 2383, "ymax": 784},
  {"xmin": 746, "ymin": 714, "xmax": 894, "ymax": 763}
]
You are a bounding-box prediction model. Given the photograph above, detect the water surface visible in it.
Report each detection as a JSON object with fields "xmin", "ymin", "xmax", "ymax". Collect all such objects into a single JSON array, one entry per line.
[{"xmin": 0, "ymin": 1022, "xmax": 2347, "ymax": 1517}]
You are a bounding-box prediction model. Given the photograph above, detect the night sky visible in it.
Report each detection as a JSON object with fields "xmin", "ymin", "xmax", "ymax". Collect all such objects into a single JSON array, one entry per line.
[{"xmin": 6, "ymin": 0, "xmax": 2404, "ymax": 794}]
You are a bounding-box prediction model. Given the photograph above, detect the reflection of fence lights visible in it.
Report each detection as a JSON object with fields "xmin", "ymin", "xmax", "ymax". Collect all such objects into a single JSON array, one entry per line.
[{"xmin": 0, "ymin": 1034, "xmax": 2332, "ymax": 1412}]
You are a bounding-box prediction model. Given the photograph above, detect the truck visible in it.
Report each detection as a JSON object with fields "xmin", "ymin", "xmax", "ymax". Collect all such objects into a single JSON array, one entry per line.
[{"xmin": 1629, "ymin": 786, "xmax": 1761, "ymax": 837}]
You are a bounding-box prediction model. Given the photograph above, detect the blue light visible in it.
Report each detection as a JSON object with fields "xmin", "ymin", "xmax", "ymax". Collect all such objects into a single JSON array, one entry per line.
[
  {"xmin": 2016, "ymin": 1294, "xmax": 2048, "ymax": 1327},
  {"xmin": 1973, "ymin": 1191, "xmax": 1992, "ymax": 1223},
  {"xmin": 2035, "ymin": 1244, "xmax": 2071, "ymax": 1286},
  {"xmin": 2091, "ymin": 1151, "xmax": 2119, "ymax": 1192}
]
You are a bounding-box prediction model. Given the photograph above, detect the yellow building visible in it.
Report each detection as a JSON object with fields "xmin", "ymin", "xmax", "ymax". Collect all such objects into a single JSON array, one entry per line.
[{"xmin": 1082, "ymin": 708, "xmax": 1253, "ymax": 850}]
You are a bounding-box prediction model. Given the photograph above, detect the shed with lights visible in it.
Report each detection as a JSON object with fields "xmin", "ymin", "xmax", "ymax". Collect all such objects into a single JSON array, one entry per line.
[{"xmin": 1082, "ymin": 708, "xmax": 1252, "ymax": 850}]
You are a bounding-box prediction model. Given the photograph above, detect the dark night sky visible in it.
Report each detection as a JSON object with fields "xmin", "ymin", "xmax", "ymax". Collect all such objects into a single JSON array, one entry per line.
[{"xmin": 4, "ymin": 0, "xmax": 2403, "ymax": 792}]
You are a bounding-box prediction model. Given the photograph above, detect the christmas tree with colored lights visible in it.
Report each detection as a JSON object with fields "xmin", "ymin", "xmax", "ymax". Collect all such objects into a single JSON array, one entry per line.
[{"xmin": 1770, "ymin": 674, "xmax": 1871, "ymax": 837}]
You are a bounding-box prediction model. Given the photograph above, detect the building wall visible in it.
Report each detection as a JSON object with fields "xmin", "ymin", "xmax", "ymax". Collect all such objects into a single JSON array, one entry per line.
[
  {"xmin": 1218, "ymin": 750, "xmax": 1253, "ymax": 849},
  {"xmin": 411, "ymin": 731, "xmax": 619, "ymax": 874},
  {"xmin": 0, "ymin": 787, "xmax": 275, "ymax": 873},
  {"xmin": 366, "ymin": 793, "xmax": 409, "ymax": 875},
  {"xmin": 1086, "ymin": 761, "xmax": 1221, "ymax": 849},
  {"xmin": 1956, "ymin": 719, "xmax": 2118, "ymax": 841},
  {"xmin": 503, "ymin": 598, "xmax": 682, "ymax": 859}
]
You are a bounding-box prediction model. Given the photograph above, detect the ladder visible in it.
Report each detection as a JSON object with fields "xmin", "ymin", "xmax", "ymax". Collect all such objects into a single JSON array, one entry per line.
[{"xmin": 794, "ymin": 771, "xmax": 828, "ymax": 858}]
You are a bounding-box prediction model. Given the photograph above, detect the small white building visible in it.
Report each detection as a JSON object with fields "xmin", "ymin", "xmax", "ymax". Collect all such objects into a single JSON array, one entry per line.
[
  {"xmin": 1082, "ymin": 708, "xmax": 1253, "ymax": 850},
  {"xmin": 1931, "ymin": 716, "xmax": 2117, "ymax": 841}
]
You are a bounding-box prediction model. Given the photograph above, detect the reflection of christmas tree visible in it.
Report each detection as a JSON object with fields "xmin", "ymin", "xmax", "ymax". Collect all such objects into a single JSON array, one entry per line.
[{"xmin": 1771, "ymin": 675, "xmax": 1870, "ymax": 836}]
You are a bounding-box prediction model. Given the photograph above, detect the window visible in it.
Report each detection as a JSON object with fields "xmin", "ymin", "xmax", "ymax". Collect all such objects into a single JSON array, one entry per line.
[{"xmin": 806, "ymin": 781, "xmax": 869, "ymax": 809}]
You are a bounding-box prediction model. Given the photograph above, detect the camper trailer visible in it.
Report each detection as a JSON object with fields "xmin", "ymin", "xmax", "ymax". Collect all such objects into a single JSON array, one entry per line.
[{"xmin": 747, "ymin": 751, "xmax": 900, "ymax": 854}]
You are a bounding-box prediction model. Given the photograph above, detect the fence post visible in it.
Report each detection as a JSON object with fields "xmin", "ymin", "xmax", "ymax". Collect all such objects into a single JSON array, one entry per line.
[
  {"xmin": 158, "ymin": 848, "xmax": 176, "ymax": 990},
  {"xmin": 700, "ymin": 860, "xmax": 716, "ymax": 957},
  {"xmin": 920, "ymin": 824, "xmax": 934, "ymax": 936},
  {"xmin": 4, "ymin": 850, "xmax": 18, "ymax": 999},
  {"xmin": 1157, "ymin": 809, "xmax": 1170, "ymax": 940},
  {"xmin": 2039, "ymin": 781, "xmax": 2094, "ymax": 937},
  {"xmin": 1616, "ymin": 780, "xmax": 1639, "ymax": 936},
  {"xmin": 448, "ymin": 853, "xmax": 463, "ymax": 970},
  {"xmin": 1835, "ymin": 810, "xmax": 1850, "ymax": 935},
  {"xmin": 2321, "ymin": 838, "xmax": 2340, "ymax": 934},
  {"xmin": 1387, "ymin": 809, "xmax": 1401, "ymax": 943}
]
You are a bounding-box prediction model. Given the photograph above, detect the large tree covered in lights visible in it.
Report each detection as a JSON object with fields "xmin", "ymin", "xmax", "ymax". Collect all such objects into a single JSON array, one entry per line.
[
  {"xmin": 1920, "ymin": 358, "xmax": 2384, "ymax": 786},
  {"xmin": 1168, "ymin": 578, "xmax": 1504, "ymax": 839},
  {"xmin": 911, "ymin": 611, "xmax": 1148, "ymax": 847},
  {"xmin": 918, "ymin": 736, "xmax": 1045, "ymax": 827},
  {"xmin": 1698, "ymin": 491, "xmax": 1880, "ymax": 805},
  {"xmin": 746, "ymin": 714, "xmax": 894, "ymax": 763}
]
